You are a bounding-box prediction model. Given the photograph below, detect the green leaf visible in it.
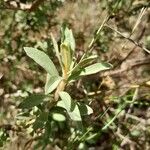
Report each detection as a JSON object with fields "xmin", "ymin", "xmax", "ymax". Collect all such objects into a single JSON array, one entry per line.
[
  {"xmin": 24, "ymin": 47, "xmax": 59, "ymax": 76},
  {"xmin": 78, "ymin": 55, "xmax": 98, "ymax": 68},
  {"xmin": 57, "ymin": 91, "xmax": 82, "ymax": 121},
  {"xmin": 33, "ymin": 112, "xmax": 48, "ymax": 130},
  {"xmin": 45, "ymin": 74, "xmax": 62, "ymax": 95},
  {"xmin": 50, "ymin": 33, "xmax": 62, "ymax": 66},
  {"xmin": 68, "ymin": 62, "xmax": 112, "ymax": 81},
  {"xmin": 78, "ymin": 103, "xmax": 93, "ymax": 115},
  {"xmin": 60, "ymin": 43, "xmax": 72, "ymax": 72},
  {"xmin": 64, "ymin": 28, "xmax": 75, "ymax": 51},
  {"xmin": 79, "ymin": 62, "xmax": 111, "ymax": 76},
  {"xmin": 69, "ymin": 55, "xmax": 98, "ymax": 76},
  {"xmin": 58, "ymin": 91, "xmax": 73, "ymax": 111},
  {"xmin": 52, "ymin": 113, "xmax": 66, "ymax": 122},
  {"xmin": 18, "ymin": 94, "xmax": 45, "ymax": 109}
]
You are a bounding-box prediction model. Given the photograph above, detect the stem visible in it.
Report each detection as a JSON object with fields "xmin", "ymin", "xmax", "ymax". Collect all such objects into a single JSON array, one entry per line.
[
  {"xmin": 55, "ymin": 15, "xmax": 110, "ymax": 101},
  {"xmin": 69, "ymin": 15, "xmax": 110, "ymax": 74},
  {"xmin": 105, "ymin": 24, "xmax": 150, "ymax": 54},
  {"xmin": 54, "ymin": 68, "xmax": 68, "ymax": 101},
  {"xmin": 54, "ymin": 79, "xmax": 67, "ymax": 101},
  {"xmin": 88, "ymin": 15, "xmax": 110, "ymax": 50}
]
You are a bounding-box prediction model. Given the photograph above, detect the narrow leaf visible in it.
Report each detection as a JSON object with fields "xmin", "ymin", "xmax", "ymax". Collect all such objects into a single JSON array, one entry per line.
[
  {"xmin": 58, "ymin": 91, "xmax": 72, "ymax": 111},
  {"xmin": 64, "ymin": 28, "xmax": 75, "ymax": 51},
  {"xmin": 70, "ymin": 55, "xmax": 98, "ymax": 74},
  {"xmin": 60, "ymin": 43, "xmax": 72, "ymax": 72},
  {"xmin": 78, "ymin": 103, "xmax": 93, "ymax": 115},
  {"xmin": 52, "ymin": 113, "xmax": 66, "ymax": 122},
  {"xmin": 18, "ymin": 94, "xmax": 45, "ymax": 109},
  {"xmin": 45, "ymin": 74, "xmax": 62, "ymax": 95},
  {"xmin": 78, "ymin": 55, "xmax": 98, "ymax": 67},
  {"xmin": 24, "ymin": 47, "xmax": 59, "ymax": 76},
  {"xmin": 50, "ymin": 33, "xmax": 62, "ymax": 66},
  {"xmin": 79, "ymin": 62, "xmax": 111, "ymax": 76},
  {"xmin": 57, "ymin": 91, "xmax": 82, "ymax": 121},
  {"xmin": 33, "ymin": 112, "xmax": 48, "ymax": 130}
]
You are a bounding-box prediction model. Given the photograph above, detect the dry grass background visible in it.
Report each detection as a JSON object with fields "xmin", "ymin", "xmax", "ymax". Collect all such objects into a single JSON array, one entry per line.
[{"xmin": 0, "ymin": 0, "xmax": 150, "ymax": 149}]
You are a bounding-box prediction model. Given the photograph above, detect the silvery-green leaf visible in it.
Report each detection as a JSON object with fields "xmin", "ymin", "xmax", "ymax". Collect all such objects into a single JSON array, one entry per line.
[
  {"xmin": 60, "ymin": 43, "xmax": 72, "ymax": 72},
  {"xmin": 45, "ymin": 74, "xmax": 62, "ymax": 95},
  {"xmin": 78, "ymin": 55, "xmax": 98, "ymax": 67},
  {"xmin": 64, "ymin": 28, "xmax": 75, "ymax": 51},
  {"xmin": 57, "ymin": 91, "xmax": 82, "ymax": 121},
  {"xmin": 24, "ymin": 47, "xmax": 59, "ymax": 76},
  {"xmin": 79, "ymin": 62, "xmax": 111, "ymax": 76},
  {"xmin": 50, "ymin": 33, "xmax": 62, "ymax": 66},
  {"xmin": 52, "ymin": 113, "xmax": 66, "ymax": 121}
]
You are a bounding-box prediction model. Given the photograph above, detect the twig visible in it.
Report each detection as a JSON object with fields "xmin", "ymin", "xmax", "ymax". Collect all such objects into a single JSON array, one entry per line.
[
  {"xmin": 100, "ymin": 56, "xmax": 150, "ymax": 77},
  {"xmin": 70, "ymin": 14, "xmax": 110, "ymax": 74},
  {"xmin": 88, "ymin": 15, "xmax": 110, "ymax": 50},
  {"xmin": 116, "ymin": 132, "xmax": 134, "ymax": 144},
  {"xmin": 119, "ymin": 88, "xmax": 142, "ymax": 148},
  {"xmin": 103, "ymin": 7, "xmax": 149, "ymax": 75},
  {"xmin": 24, "ymin": 136, "xmax": 41, "ymax": 150},
  {"xmin": 120, "ymin": 122, "xmax": 142, "ymax": 148},
  {"xmin": 101, "ymin": 105, "xmax": 124, "ymax": 131},
  {"xmin": 124, "ymin": 87, "xmax": 139, "ymax": 122},
  {"xmin": 130, "ymin": 1, "xmax": 150, "ymax": 13},
  {"xmin": 118, "ymin": 7, "xmax": 149, "ymax": 69},
  {"xmin": 125, "ymin": 114, "xmax": 145, "ymax": 124},
  {"xmin": 120, "ymin": 7, "xmax": 147, "ymax": 52},
  {"xmin": 105, "ymin": 24, "xmax": 150, "ymax": 54},
  {"xmin": 100, "ymin": 11, "xmax": 150, "ymax": 79},
  {"xmin": 116, "ymin": 131, "xmax": 136, "ymax": 150},
  {"xmin": 132, "ymin": 7, "xmax": 147, "ymax": 34}
]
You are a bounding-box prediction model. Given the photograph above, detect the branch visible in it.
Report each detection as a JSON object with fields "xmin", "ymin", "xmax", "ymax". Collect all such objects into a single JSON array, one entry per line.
[{"xmin": 105, "ymin": 24, "xmax": 150, "ymax": 54}]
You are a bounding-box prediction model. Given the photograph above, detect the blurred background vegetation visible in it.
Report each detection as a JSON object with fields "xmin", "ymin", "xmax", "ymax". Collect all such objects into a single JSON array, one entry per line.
[{"xmin": 0, "ymin": 0, "xmax": 150, "ymax": 149}]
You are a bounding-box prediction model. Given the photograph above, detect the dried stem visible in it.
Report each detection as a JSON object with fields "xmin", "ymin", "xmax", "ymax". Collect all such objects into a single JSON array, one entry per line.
[{"xmin": 105, "ymin": 24, "xmax": 150, "ymax": 54}]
